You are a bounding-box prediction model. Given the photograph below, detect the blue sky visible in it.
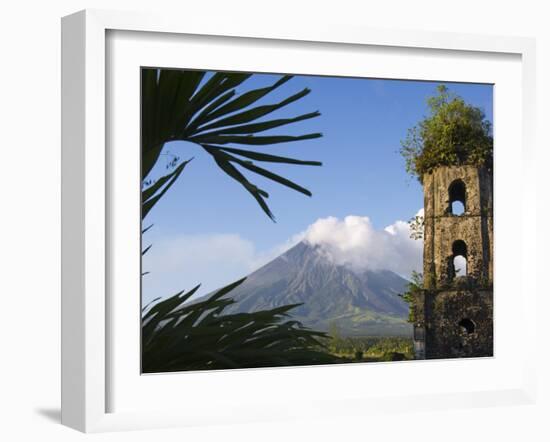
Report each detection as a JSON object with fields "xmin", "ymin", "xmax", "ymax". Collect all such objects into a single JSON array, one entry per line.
[{"xmin": 142, "ymin": 73, "xmax": 493, "ymax": 305}]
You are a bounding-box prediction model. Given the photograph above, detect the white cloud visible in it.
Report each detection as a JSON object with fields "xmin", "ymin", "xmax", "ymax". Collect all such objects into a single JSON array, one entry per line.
[
  {"xmin": 143, "ymin": 233, "xmax": 257, "ymax": 303},
  {"xmin": 303, "ymin": 211, "xmax": 423, "ymax": 277},
  {"xmin": 142, "ymin": 210, "xmax": 424, "ymax": 305},
  {"xmin": 142, "ymin": 232, "xmax": 302, "ymax": 304}
]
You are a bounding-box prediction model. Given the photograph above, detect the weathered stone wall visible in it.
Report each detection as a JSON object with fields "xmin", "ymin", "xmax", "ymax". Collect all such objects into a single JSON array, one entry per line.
[
  {"xmin": 423, "ymin": 165, "xmax": 493, "ymax": 289},
  {"xmin": 416, "ymin": 165, "xmax": 493, "ymax": 359},
  {"xmin": 424, "ymin": 216, "xmax": 491, "ymax": 288},
  {"xmin": 423, "ymin": 166, "xmax": 493, "ymax": 218},
  {"xmin": 417, "ymin": 289, "xmax": 493, "ymax": 359}
]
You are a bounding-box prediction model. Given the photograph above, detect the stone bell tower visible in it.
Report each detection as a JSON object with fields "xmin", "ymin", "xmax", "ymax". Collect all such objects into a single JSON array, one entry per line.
[{"xmin": 413, "ymin": 165, "xmax": 493, "ymax": 359}]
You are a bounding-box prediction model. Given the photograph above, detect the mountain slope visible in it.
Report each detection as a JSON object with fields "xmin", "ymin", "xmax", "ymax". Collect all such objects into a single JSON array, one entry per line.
[{"xmin": 200, "ymin": 242, "xmax": 412, "ymax": 336}]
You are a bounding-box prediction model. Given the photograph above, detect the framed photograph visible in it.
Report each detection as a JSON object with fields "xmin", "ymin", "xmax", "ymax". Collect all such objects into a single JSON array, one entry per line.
[{"xmin": 61, "ymin": 9, "xmax": 537, "ymax": 432}]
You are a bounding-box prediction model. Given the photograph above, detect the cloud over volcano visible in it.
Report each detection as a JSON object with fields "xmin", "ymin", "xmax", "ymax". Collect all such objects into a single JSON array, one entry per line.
[{"xmin": 303, "ymin": 211, "xmax": 423, "ymax": 277}]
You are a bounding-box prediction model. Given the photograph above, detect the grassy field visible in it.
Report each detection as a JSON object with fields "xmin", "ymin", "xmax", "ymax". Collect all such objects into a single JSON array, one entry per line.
[{"xmin": 326, "ymin": 335, "xmax": 414, "ymax": 362}]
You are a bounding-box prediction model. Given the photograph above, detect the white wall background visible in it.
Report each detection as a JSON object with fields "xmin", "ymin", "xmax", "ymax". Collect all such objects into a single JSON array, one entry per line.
[{"xmin": 0, "ymin": 1, "xmax": 548, "ymax": 440}]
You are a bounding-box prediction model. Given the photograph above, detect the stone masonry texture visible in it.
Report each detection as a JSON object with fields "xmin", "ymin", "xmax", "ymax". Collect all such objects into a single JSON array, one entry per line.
[{"xmin": 415, "ymin": 165, "xmax": 493, "ymax": 359}]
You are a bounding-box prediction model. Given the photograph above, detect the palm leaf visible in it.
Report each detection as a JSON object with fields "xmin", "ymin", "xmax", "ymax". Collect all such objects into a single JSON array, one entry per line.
[
  {"xmin": 141, "ymin": 224, "xmax": 154, "ymax": 234},
  {"xmin": 214, "ymin": 146, "xmax": 322, "ymax": 166},
  {"xmin": 211, "ymin": 154, "xmax": 274, "ymax": 220},
  {"xmin": 195, "ymin": 84, "xmax": 309, "ymax": 132},
  {"xmin": 199, "ymin": 75, "xmax": 292, "ymax": 123},
  {"xmin": 191, "ymin": 133, "xmax": 322, "ymax": 146},
  {"xmin": 142, "ymin": 278, "xmax": 343, "ymax": 373},
  {"xmin": 141, "ymin": 68, "xmax": 323, "ymax": 220},
  {"xmin": 141, "ymin": 158, "xmax": 192, "ymax": 219},
  {"xmin": 196, "ymin": 111, "xmax": 320, "ymax": 136},
  {"xmin": 204, "ymin": 146, "xmax": 314, "ymax": 197}
]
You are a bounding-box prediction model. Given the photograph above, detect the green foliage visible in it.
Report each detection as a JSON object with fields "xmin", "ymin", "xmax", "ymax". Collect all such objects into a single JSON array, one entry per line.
[
  {"xmin": 141, "ymin": 69, "xmax": 323, "ymax": 221},
  {"xmin": 399, "ymin": 271, "xmax": 423, "ymax": 323},
  {"xmin": 327, "ymin": 321, "xmax": 345, "ymax": 353},
  {"xmin": 326, "ymin": 335, "xmax": 414, "ymax": 362},
  {"xmin": 400, "ymin": 85, "xmax": 493, "ymax": 182},
  {"xmin": 378, "ymin": 351, "xmax": 407, "ymax": 362},
  {"xmin": 140, "ymin": 69, "xmax": 333, "ymax": 372},
  {"xmin": 142, "ymin": 278, "xmax": 342, "ymax": 372},
  {"xmin": 408, "ymin": 213, "xmax": 424, "ymax": 240}
]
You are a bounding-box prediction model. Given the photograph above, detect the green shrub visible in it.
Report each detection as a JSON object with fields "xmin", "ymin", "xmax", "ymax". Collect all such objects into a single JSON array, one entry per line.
[
  {"xmin": 380, "ymin": 351, "xmax": 407, "ymax": 362},
  {"xmin": 400, "ymin": 85, "xmax": 493, "ymax": 182},
  {"xmin": 399, "ymin": 271, "xmax": 423, "ymax": 323}
]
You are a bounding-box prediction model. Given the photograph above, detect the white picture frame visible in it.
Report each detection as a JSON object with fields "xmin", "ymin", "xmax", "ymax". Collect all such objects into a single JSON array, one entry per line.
[{"xmin": 61, "ymin": 9, "xmax": 538, "ymax": 433}]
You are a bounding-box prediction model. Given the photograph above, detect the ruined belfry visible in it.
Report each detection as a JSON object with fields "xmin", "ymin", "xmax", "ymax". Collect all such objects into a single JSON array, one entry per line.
[{"xmin": 413, "ymin": 165, "xmax": 493, "ymax": 359}]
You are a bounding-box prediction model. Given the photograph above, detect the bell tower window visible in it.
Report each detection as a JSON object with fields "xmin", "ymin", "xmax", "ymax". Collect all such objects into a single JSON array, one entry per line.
[
  {"xmin": 452, "ymin": 240, "xmax": 467, "ymax": 278},
  {"xmin": 458, "ymin": 318, "xmax": 476, "ymax": 334},
  {"xmin": 448, "ymin": 179, "xmax": 466, "ymax": 215}
]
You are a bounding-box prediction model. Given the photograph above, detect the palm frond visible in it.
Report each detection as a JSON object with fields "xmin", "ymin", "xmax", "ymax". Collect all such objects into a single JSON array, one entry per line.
[
  {"xmin": 141, "ymin": 158, "xmax": 192, "ymax": 219},
  {"xmin": 203, "ymin": 145, "xmax": 314, "ymax": 197},
  {"xmin": 141, "ymin": 68, "xmax": 323, "ymax": 220},
  {"xmin": 142, "ymin": 279, "xmax": 343, "ymax": 373}
]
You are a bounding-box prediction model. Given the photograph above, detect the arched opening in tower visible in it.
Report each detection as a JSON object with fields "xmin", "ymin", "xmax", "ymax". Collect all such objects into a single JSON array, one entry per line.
[
  {"xmin": 453, "ymin": 256, "xmax": 466, "ymax": 277},
  {"xmin": 458, "ymin": 318, "xmax": 476, "ymax": 334},
  {"xmin": 452, "ymin": 239, "xmax": 467, "ymax": 277},
  {"xmin": 448, "ymin": 179, "xmax": 466, "ymax": 215}
]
